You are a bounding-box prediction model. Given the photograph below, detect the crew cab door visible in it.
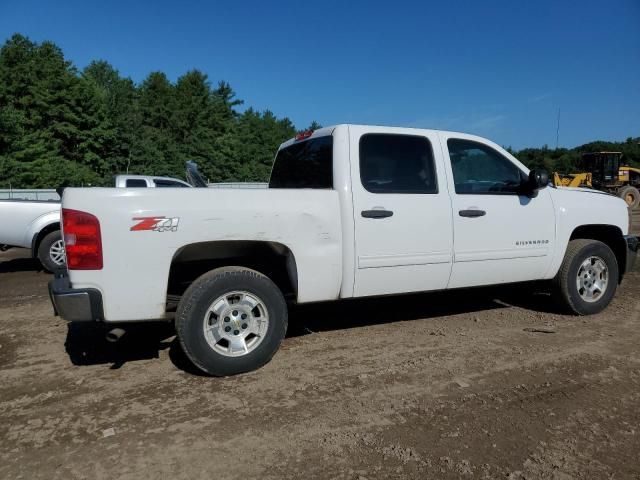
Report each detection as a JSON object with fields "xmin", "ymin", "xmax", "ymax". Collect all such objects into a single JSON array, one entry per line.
[
  {"xmin": 350, "ymin": 126, "xmax": 454, "ymax": 297},
  {"xmin": 441, "ymin": 133, "xmax": 555, "ymax": 288}
]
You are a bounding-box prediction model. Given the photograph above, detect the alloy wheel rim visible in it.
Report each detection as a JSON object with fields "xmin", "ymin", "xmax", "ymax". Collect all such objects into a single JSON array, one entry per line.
[
  {"xmin": 576, "ymin": 256, "xmax": 608, "ymax": 303},
  {"xmin": 49, "ymin": 239, "xmax": 66, "ymax": 266},
  {"xmin": 202, "ymin": 291, "xmax": 269, "ymax": 357}
]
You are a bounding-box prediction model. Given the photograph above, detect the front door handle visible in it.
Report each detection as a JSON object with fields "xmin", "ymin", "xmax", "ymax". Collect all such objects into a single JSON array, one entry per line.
[
  {"xmin": 361, "ymin": 209, "xmax": 393, "ymax": 219},
  {"xmin": 459, "ymin": 209, "xmax": 486, "ymax": 218}
]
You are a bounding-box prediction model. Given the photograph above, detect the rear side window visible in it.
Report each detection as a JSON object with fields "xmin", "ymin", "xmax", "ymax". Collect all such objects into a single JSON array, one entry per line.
[
  {"xmin": 360, "ymin": 134, "xmax": 437, "ymax": 194},
  {"xmin": 126, "ymin": 179, "xmax": 147, "ymax": 187},
  {"xmin": 448, "ymin": 139, "xmax": 525, "ymax": 194},
  {"xmin": 269, "ymin": 136, "xmax": 333, "ymax": 189}
]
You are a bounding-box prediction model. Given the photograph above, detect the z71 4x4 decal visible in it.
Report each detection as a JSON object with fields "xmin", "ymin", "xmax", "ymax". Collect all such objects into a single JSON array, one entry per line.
[{"xmin": 130, "ymin": 217, "xmax": 180, "ymax": 232}]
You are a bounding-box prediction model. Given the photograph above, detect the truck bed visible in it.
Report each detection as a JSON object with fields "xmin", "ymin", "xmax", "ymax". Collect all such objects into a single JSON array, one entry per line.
[{"xmin": 63, "ymin": 187, "xmax": 343, "ymax": 321}]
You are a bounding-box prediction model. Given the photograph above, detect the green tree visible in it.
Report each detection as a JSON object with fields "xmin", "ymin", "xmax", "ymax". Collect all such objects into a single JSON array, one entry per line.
[
  {"xmin": 132, "ymin": 71, "xmax": 179, "ymax": 176},
  {"xmin": 0, "ymin": 34, "xmax": 108, "ymax": 187},
  {"xmin": 213, "ymin": 108, "xmax": 296, "ymax": 182},
  {"xmin": 83, "ymin": 60, "xmax": 139, "ymax": 177}
]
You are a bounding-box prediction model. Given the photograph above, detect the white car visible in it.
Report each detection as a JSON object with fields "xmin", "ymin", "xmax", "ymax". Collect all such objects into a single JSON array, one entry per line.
[
  {"xmin": 113, "ymin": 175, "xmax": 192, "ymax": 188},
  {"xmin": 49, "ymin": 125, "xmax": 639, "ymax": 375},
  {"xmin": 0, "ymin": 198, "xmax": 64, "ymax": 271},
  {"xmin": 0, "ymin": 174, "xmax": 192, "ymax": 271}
]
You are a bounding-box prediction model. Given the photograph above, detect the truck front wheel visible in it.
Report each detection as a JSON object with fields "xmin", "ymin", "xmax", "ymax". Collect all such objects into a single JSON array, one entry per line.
[
  {"xmin": 553, "ymin": 239, "xmax": 618, "ymax": 315},
  {"xmin": 176, "ymin": 267, "xmax": 288, "ymax": 376}
]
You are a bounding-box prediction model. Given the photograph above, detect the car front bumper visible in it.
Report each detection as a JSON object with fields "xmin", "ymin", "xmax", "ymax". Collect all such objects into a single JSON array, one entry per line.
[
  {"xmin": 625, "ymin": 235, "xmax": 639, "ymax": 274},
  {"xmin": 49, "ymin": 272, "xmax": 104, "ymax": 322}
]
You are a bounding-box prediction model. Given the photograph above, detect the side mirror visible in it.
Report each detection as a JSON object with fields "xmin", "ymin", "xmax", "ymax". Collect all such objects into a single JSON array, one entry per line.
[{"xmin": 525, "ymin": 169, "xmax": 549, "ymax": 197}]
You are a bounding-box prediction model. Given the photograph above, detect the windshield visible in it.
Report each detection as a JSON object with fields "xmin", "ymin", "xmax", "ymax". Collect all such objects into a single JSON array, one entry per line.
[{"xmin": 269, "ymin": 136, "xmax": 333, "ymax": 189}]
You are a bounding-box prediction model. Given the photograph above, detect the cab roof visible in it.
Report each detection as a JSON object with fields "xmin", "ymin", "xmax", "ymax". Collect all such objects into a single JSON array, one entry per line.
[{"xmin": 278, "ymin": 124, "xmax": 492, "ymax": 150}]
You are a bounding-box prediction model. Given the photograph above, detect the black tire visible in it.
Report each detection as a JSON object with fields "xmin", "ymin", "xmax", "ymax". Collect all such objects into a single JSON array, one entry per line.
[
  {"xmin": 37, "ymin": 230, "xmax": 66, "ymax": 273},
  {"xmin": 619, "ymin": 186, "xmax": 640, "ymax": 209},
  {"xmin": 553, "ymin": 239, "xmax": 618, "ymax": 315},
  {"xmin": 176, "ymin": 267, "xmax": 288, "ymax": 376}
]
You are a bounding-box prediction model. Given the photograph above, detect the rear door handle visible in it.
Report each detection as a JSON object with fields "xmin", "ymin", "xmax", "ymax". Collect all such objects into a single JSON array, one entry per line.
[
  {"xmin": 459, "ymin": 209, "xmax": 486, "ymax": 218},
  {"xmin": 361, "ymin": 209, "xmax": 393, "ymax": 219}
]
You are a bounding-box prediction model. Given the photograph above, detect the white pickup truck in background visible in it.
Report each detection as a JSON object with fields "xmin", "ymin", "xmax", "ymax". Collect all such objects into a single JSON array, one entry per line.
[
  {"xmin": 113, "ymin": 174, "xmax": 192, "ymax": 188},
  {"xmin": 0, "ymin": 174, "xmax": 193, "ymax": 271},
  {"xmin": 49, "ymin": 125, "xmax": 639, "ymax": 376}
]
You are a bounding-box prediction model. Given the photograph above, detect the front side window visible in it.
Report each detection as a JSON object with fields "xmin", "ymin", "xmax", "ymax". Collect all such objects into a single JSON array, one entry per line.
[
  {"xmin": 269, "ymin": 136, "xmax": 333, "ymax": 189},
  {"xmin": 448, "ymin": 139, "xmax": 525, "ymax": 194},
  {"xmin": 360, "ymin": 134, "xmax": 437, "ymax": 194}
]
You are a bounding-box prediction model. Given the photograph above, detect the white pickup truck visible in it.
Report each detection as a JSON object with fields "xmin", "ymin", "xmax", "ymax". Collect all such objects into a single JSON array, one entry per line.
[
  {"xmin": 0, "ymin": 175, "xmax": 192, "ymax": 271},
  {"xmin": 49, "ymin": 125, "xmax": 639, "ymax": 376}
]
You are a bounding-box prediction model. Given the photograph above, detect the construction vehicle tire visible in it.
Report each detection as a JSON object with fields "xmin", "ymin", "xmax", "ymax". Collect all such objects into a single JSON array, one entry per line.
[{"xmin": 619, "ymin": 186, "xmax": 640, "ymax": 209}]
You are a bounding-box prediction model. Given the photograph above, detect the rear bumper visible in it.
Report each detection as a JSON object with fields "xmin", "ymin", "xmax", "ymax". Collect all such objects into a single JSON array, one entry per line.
[
  {"xmin": 48, "ymin": 272, "xmax": 104, "ymax": 322},
  {"xmin": 624, "ymin": 235, "xmax": 639, "ymax": 274}
]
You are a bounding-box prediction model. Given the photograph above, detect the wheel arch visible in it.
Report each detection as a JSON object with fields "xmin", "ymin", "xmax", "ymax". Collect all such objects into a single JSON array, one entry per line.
[
  {"xmin": 167, "ymin": 240, "xmax": 299, "ymax": 304},
  {"xmin": 31, "ymin": 222, "xmax": 61, "ymax": 258},
  {"xmin": 569, "ymin": 224, "xmax": 627, "ymax": 280}
]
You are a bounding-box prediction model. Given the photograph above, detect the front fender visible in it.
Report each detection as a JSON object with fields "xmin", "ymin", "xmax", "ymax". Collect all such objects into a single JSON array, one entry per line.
[{"xmin": 544, "ymin": 188, "xmax": 629, "ymax": 278}]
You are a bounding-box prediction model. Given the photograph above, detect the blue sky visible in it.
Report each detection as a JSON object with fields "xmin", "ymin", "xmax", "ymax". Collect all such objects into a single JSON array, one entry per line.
[{"xmin": 1, "ymin": 0, "xmax": 638, "ymax": 149}]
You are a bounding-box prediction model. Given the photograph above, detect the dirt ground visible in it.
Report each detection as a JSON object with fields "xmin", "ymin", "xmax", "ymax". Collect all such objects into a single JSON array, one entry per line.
[{"xmin": 1, "ymin": 216, "xmax": 639, "ymax": 479}]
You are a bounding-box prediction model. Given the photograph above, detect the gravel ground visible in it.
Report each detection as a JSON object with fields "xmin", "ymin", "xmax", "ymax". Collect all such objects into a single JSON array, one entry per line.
[{"xmin": 1, "ymin": 223, "xmax": 639, "ymax": 479}]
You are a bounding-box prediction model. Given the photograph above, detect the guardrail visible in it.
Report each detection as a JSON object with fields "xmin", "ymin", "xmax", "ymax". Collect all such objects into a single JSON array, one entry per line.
[
  {"xmin": 0, "ymin": 189, "xmax": 60, "ymax": 201},
  {"xmin": 1, "ymin": 184, "xmax": 267, "ymax": 200}
]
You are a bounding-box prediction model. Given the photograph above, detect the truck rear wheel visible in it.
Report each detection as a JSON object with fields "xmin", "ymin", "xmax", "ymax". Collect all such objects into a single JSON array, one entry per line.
[
  {"xmin": 553, "ymin": 239, "xmax": 618, "ymax": 315},
  {"xmin": 37, "ymin": 230, "xmax": 66, "ymax": 272},
  {"xmin": 175, "ymin": 267, "xmax": 288, "ymax": 376},
  {"xmin": 619, "ymin": 186, "xmax": 640, "ymax": 209}
]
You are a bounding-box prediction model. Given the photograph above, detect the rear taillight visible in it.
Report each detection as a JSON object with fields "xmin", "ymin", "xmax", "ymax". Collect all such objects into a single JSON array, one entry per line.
[{"xmin": 62, "ymin": 208, "xmax": 103, "ymax": 270}]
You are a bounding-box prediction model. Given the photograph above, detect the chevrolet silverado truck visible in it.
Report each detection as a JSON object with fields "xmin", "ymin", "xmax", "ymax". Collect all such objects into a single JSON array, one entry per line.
[
  {"xmin": 49, "ymin": 125, "xmax": 639, "ymax": 376},
  {"xmin": 0, "ymin": 175, "xmax": 193, "ymax": 271}
]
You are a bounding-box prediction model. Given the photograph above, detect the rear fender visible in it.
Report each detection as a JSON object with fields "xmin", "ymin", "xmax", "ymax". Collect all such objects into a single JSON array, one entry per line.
[{"xmin": 26, "ymin": 211, "xmax": 61, "ymax": 255}]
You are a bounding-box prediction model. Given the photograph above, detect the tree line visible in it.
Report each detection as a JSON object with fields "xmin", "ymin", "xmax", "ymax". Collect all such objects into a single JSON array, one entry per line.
[
  {"xmin": 0, "ymin": 34, "xmax": 305, "ymax": 188},
  {"xmin": 0, "ymin": 34, "xmax": 638, "ymax": 189},
  {"xmin": 511, "ymin": 139, "xmax": 640, "ymax": 174}
]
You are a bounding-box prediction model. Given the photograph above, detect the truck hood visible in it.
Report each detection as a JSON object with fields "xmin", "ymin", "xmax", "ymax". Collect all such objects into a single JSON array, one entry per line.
[
  {"xmin": 548, "ymin": 184, "xmax": 629, "ymax": 235},
  {"xmin": 549, "ymin": 185, "xmax": 627, "ymax": 209},
  {"xmin": 551, "ymin": 185, "xmax": 612, "ymax": 197}
]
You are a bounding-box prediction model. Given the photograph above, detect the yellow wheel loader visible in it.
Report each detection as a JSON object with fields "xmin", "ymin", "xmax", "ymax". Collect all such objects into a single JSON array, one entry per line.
[{"xmin": 553, "ymin": 152, "xmax": 640, "ymax": 209}]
